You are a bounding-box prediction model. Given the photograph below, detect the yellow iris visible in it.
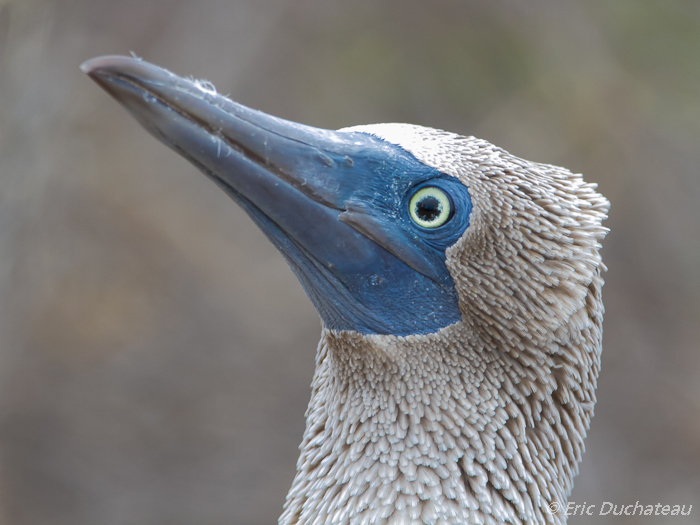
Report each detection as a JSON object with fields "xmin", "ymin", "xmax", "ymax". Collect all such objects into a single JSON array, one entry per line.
[{"xmin": 409, "ymin": 187, "xmax": 452, "ymax": 228}]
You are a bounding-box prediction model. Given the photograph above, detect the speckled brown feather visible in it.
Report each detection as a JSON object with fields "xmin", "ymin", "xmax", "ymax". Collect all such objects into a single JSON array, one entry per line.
[{"xmin": 280, "ymin": 125, "xmax": 609, "ymax": 525}]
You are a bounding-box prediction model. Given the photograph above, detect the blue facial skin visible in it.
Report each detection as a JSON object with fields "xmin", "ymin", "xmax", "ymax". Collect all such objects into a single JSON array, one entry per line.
[
  {"xmin": 82, "ymin": 56, "xmax": 473, "ymax": 336},
  {"xmin": 227, "ymin": 138, "xmax": 473, "ymax": 336}
]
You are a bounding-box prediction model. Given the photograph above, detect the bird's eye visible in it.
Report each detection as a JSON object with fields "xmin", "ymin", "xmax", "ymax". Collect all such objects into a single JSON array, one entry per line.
[{"xmin": 408, "ymin": 186, "xmax": 453, "ymax": 229}]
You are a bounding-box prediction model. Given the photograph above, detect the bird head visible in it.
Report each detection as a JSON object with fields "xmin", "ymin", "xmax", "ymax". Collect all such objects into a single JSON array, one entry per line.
[{"xmin": 83, "ymin": 56, "xmax": 609, "ymax": 524}]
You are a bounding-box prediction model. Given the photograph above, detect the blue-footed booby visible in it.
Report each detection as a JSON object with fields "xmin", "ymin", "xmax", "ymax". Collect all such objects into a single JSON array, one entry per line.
[{"xmin": 82, "ymin": 56, "xmax": 609, "ymax": 525}]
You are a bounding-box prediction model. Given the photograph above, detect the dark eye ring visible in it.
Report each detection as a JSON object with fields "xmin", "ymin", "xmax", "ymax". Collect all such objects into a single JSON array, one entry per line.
[{"xmin": 409, "ymin": 186, "xmax": 453, "ymax": 228}]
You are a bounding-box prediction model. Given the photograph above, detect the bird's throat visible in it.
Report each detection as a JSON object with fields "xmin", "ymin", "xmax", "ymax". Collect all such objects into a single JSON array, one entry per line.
[{"xmin": 280, "ymin": 321, "xmax": 593, "ymax": 525}]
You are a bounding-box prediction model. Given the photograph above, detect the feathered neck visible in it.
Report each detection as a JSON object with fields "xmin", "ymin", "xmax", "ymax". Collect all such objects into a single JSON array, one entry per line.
[{"xmin": 280, "ymin": 267, "xmax": 603, "ymax": 525}]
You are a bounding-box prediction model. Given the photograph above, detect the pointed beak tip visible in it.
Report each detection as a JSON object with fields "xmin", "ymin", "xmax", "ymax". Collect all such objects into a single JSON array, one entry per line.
[
  {"xmin": 80, "ymin": 55, "xmax": 144, "ymax": 80},
  {"xmin": 80, "ymin": 55, "xmax": 113, "ymax": 76}
]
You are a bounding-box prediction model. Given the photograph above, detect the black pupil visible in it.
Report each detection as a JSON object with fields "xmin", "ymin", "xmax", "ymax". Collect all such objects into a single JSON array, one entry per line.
[{"xmin": 416, "ymin": 196, "xmax": 442, "ymax": 222}]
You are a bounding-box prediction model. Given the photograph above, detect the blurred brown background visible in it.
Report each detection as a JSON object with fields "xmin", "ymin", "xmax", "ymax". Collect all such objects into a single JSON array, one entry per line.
[{"xmin": 1, "ymin": 1, "xmax": 699, "ymax": 524}]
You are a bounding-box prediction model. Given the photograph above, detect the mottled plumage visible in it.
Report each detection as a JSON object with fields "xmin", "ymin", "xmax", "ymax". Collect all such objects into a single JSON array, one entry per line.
[
  {"xmin": 283, "ymin": 126, "xmax": 608, "ymax": 524},
  {"xmin": 83, "ymin": 57, "xmax": 609, "ymax": 525}
]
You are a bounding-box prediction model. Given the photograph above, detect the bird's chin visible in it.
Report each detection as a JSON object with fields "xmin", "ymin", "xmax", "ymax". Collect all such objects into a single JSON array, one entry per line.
[{"xmin": 211, "ymin": 179, "xmax": 400, "ymax": 335}]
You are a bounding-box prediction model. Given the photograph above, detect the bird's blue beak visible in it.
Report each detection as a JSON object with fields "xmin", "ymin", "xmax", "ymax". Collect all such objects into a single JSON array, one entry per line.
[{"xmin": 82, "ymin": 56, "xmax": 468, "ymax": 335}]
